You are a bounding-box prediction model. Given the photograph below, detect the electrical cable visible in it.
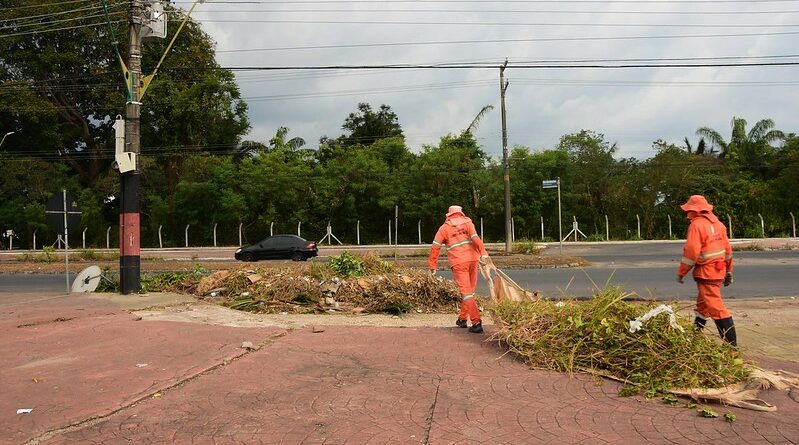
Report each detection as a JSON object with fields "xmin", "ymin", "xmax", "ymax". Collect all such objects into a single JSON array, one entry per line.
[
  {"xmin": 0, "ymin": 20, "xmax": 124, "ymax": 38},
  {"xmin": 171, "ymin": 0, "xmax": 799, "ymax": 4},
  {"xmin": 213, "ymin": 30, "xmax": 799, "ymax": 53},
  {"xmin": 0, "ymin": 0, "xmax": 97, "ymax": 12},
  {"xmin": 187, "ymin": 7, "xmax": 799, "ymax": 15},
  {"xmin": 186, "ymin": 18, "xmax": 799, "ymax": 28}
]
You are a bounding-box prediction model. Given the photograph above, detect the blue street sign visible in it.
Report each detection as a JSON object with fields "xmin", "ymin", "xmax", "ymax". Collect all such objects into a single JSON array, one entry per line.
[{"xmin": 542, "ymin": 179, "xmax": 558, "ymax": 189}]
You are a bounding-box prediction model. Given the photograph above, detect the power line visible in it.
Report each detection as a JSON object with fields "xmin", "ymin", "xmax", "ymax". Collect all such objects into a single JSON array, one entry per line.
[
  {"xmin": 0, "ymin": 20, "xmax": 125, "ymax": 38},
  {"xmin": 188, "ymin": 18, "xmax": 799, "ymax": 28},
  {"xmin": 189, "ymin": 7, "xmax": 799, "ymax": 15},
  {"xmin": 172, "ymin": 0, "xmax": 799, "ymax": 4},
  {"xmin": 0, "ymin": 0, "xmax": 96, "ymax": 12},
  {"xmin": 214, "ymin": 30, "xmax": 799, "ymax": 53},
  {"xmin": 0, "ymin": 3, "xmax": 116, "ymax": 24},
  {"xmin": 214, "ymin": 61, "xmax": 799, "ymax": 70},
  {"xmin": 1, "ymin": 11, "xmax": 125, "ymax": 31}
]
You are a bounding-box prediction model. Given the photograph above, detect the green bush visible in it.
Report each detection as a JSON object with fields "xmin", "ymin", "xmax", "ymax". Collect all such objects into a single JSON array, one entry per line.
[
  {"xmin": 79, "ymin": 249, "xmax": 99, "ymax": 261},
  {"xmin": 512, "ymin": 239, "xmax": 541, "ymax": 255},
  {"xmin": 328, "ymin": 251, "xmax": 366, "ymax": 277}
]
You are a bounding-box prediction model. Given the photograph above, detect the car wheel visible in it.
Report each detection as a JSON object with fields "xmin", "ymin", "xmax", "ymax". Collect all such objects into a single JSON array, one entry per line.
[
  {"xmin": 291, "ymin": 252, "xmax": 305, "ymax": 262},
  {"xmin": 240, "ymin": 252, "xmax": 255, "ymax": 262}
]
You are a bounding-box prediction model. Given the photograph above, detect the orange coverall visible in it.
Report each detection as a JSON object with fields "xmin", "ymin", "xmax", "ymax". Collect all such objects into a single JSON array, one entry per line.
[
  {"xmin": 428, "ymin": 213, "xmax": 487, "ymax": 323},
  {"xmin": 678, "ymin": 211, "xmax": 733, "ymax": 320}
]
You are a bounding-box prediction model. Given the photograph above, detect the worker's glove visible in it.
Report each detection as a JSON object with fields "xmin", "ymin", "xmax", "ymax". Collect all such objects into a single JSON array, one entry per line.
[
  {"xmin": 677, "ymin": 275, "xmax": 684, "ymax": 284},
  {"xmin": 479, "ymin": 255, "xmax": 492, "ymax": 266},
  {"xmin": 429, "ymin": 269, "xmax": 437, "ymax": 276},
  {"xmin": 724, "ymin": 272, "xmax": 733, "ymax": 287}
]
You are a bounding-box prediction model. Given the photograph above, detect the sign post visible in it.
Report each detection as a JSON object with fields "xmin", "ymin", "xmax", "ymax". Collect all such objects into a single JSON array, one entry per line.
[
  {"xmin": 45, "ymin": 190, "xmax": 82, "ymax": 294},
  {"xmin": 542, "ymin": 178, "xmax": 563, "ymax": 254}
]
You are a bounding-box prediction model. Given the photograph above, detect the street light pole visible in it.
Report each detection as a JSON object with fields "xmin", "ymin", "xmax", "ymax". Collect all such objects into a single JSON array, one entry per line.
[
  {"xmin": 499, "ymin": 60, "xmax": 511, "ymax": 253},
  {"xmin": 0, "ymin": 131, "xmax": 15, "ymax": 148}
]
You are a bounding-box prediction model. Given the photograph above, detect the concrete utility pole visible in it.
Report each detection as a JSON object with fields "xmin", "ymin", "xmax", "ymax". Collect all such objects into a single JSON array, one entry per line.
[
  {"xmin": 120, "ymin": 0, "xmax": 143, "ymax": 294},
  {"xmin": 500, "ymin": 60, "xmax": 511, "ymax": 253}
]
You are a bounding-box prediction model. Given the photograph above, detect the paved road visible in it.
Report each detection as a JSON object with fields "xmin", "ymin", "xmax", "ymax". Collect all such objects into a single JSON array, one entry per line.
[{"xmin": 3, "ymin": 243, "xmax": 797, "ymax": 299}]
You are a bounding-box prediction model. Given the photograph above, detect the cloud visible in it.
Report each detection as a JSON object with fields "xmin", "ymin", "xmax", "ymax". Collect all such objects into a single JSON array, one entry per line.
[{"xmin": 181, "ymin": 1, "xmax": 798, "ymax": 160}]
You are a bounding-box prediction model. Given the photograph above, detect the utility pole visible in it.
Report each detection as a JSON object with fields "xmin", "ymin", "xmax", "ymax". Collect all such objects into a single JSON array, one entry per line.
[
  {"xmin": 500, "ymin": 60, "xmax": 511, "ymax": 253},
  {"xmin": 120, "ymin": 0, "xmax": 143, "ymax": 294}
]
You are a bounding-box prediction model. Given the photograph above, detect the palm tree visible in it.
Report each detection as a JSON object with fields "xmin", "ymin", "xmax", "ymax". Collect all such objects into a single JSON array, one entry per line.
[
  {"xmin": 683, "ymin": 137, "xmax": 709, "ymax": 155},
  {"xmin": 463, "ymin": 105, "xmax": 494, "ymax": 135},
  {"xmin": 696, "ymin": 117, "xmax": 784, "ymax": 161},
  {"xmin": 269, "ymin": 126, "xmax": 306, "ymax": 151}
]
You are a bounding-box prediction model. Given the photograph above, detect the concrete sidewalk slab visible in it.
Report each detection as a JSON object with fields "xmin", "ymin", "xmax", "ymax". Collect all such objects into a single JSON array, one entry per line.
[
  {"xmin": 46, "ymin": 326, "xmax": 799, "ymax": 445},
  {"xmin": 0, "ymin": 295, "xmax": 283, "ymax": 444}
]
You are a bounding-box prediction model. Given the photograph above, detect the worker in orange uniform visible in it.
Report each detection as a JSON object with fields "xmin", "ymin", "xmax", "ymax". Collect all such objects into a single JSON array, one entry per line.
[
  {"xmin": 429, "ymin": 205, "xmax": 489, "ymax": 333},
  {"xmin": 677, "ymin": 195, "xmax": 736, "ymax": 346}
]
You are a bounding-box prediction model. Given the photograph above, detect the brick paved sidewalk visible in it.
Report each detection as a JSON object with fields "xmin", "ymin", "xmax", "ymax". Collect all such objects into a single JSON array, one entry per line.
[{"xmin": 2, "ymin": 294, "xmax": 797, "ymax": 444}]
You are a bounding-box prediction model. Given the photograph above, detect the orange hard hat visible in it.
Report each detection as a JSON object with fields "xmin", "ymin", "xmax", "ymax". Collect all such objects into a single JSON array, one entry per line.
[{"xmin": 680, "ymin": 195, "xmax": 713, "ymax": 213}]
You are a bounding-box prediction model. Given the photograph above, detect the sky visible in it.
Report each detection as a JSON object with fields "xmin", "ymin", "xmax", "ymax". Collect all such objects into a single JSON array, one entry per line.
[{"xmin": 171, "ymin": 0, "xmax": 799, "ymax": 160}]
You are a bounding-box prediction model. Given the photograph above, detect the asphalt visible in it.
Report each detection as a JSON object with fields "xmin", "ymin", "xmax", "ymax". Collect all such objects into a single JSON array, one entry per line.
[
  {"xmin": 3, "ymin": 244, "xmax": 797, "ymax": 299},
  {"xmin": 2, "ymin": 292, "xmax": 797, "ymax": 445}
]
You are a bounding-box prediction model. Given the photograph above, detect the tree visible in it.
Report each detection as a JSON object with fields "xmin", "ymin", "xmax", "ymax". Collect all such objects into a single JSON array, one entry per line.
[
  {"xmin": 696, "ymin": 117, "xmax": 784, "ymax": 169},
  {"xmin": 338, "ymin": 103, "xmax": 404, "ymax": 147},
  {"xmin": 0, "ymin": 1, "xmax": 249, "ymax": 187},
  {"xmin": 682, "ymin": 137, "xmax": 712, "ymax": 156},
  {"xmin": 557, "ymin": 130, "xmax": 617, "ymax": 227}
]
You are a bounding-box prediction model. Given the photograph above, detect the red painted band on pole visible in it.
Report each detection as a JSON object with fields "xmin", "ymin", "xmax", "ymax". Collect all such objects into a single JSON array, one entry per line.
[{"xmin": 119, "ymin": 213, "xmax": 141, "ymax": 256}]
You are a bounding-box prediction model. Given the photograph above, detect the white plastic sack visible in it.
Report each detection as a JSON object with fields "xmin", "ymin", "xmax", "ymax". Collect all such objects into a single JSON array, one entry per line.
[{"xmin": 628, "ymin": 304, "xmax": 685, "ymax": 333}]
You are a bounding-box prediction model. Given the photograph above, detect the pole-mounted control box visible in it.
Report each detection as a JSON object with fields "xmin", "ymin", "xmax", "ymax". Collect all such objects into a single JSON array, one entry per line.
[{"xmin": 113, "ymin": 116, "xmax": 136, "ymax": 173}]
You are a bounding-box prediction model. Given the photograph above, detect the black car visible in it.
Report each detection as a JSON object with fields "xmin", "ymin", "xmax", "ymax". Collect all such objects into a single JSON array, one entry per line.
[{"xmin": 235, "ymin": 235, "xmax": 318, "ymax": 262}]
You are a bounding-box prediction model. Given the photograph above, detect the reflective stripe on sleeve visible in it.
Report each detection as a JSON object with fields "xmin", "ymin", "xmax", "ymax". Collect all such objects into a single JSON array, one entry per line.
[
  {"xmin": 470, "ymin": 233, "xmax": 479, "ymax": 239},
  {"xmin": 432, "ymin": 241, "xmax": 444, "ymax": 247},
  {"xmin": 462, "ymin": 294, "xmax": 475, "ymax": 301},
  {"xmin": 680, "ymin": 256, "xmax": 696, "ymax": 266}
]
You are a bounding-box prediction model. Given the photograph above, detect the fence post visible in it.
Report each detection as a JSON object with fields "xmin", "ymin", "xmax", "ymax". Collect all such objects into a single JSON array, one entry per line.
[
  {"xmin": 213, "ymin": 223, "xmax": 218, "ymax": 247},
  {"xmin": 106, "ymin": 226, "xmax": 111, "ymax": 249},
  {"xmin": 80, "ymin": 227, "xmax": 86, "ymax": 249},
  {"xmin": 791, "ymin": 212, "xmax": 796, "ymax": 238},
  {"xmin": 388, "ymin": 220, "xmax": 392, "ymax": 245},
  {"xmin": 727, "ymin": 214, "xmax": 733, "ymax": 239},
  {"xmin": 418, "ymin": 220, "xmax": 422, "ymax": 245},
  {"xmin": 636, "ymin": 214, "xmax": 641, "ymax": 239},
  {"xmin": 394, "ymin": 205, "xmax": 399, "ymax": 247},
  {"xmin": 605, "ymin": 214, "xmax": 609, "ymax": 241},
  {"xmin": 185, "ymin": 224, "xmax": 190, "ymax": 247},
  {"xmin": 356, "ymin": 220, "xmax": 360, "ymax": 245},
  {"xmin": 33, "ymin": 229, "xmax": 37, "ymax": 251},
  {"xmin": 511, "ymin": 217, "xmax": 515, "ymax": 242},
  {"xmin": 297, "ymin": 222, "xmax": 302, "ymax": 237},
  {"xmin": 573, "ymin": 216, "xmax": 578, "ymax": 242},
  {"xmin": 238, "ymin": 222, "xmax": 243, "ymax": 246},
  {"xmin": 758, "ymin": 213, "xmax": 765, "ymax": 238},
  {"xmin": 158, "ymin": 225, "xmax": 163, "ymax": 249},
  {"xmin": 480, "ymin": 217, "xmax": 484, "ymax": 240},
  {"xmin": 667, "ymin": 215, "xmax": 672, "ymax": 240},
  {"xmin": 540, "ymin": 216, "xmax": 544, "ymax": 241}
]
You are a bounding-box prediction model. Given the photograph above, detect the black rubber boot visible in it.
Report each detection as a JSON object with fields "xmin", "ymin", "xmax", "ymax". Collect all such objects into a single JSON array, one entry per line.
[
  {"xmin": 468, "ymin": 322, "xmax": 483, "ymax": 334},
  {"xmin": 694, "ymin": 316, "xmax": 707, "ymax": 331},
  {"xmin": 714, "ymin": 317, "xmax": 737, "ymax": 347},
  {"xmin": 455, "ymin": 319, "xmax": 468, "ymax": 328}
]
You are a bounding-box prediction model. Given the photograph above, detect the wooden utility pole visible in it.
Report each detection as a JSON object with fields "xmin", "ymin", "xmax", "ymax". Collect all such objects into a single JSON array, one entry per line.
[
  {"xmin": 500, "ymin": 60, "xmax": 511, "ymax": 253},
  {"xmin": 120, "ymin": 0, "xmax": 143, "ymax": 294}
]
